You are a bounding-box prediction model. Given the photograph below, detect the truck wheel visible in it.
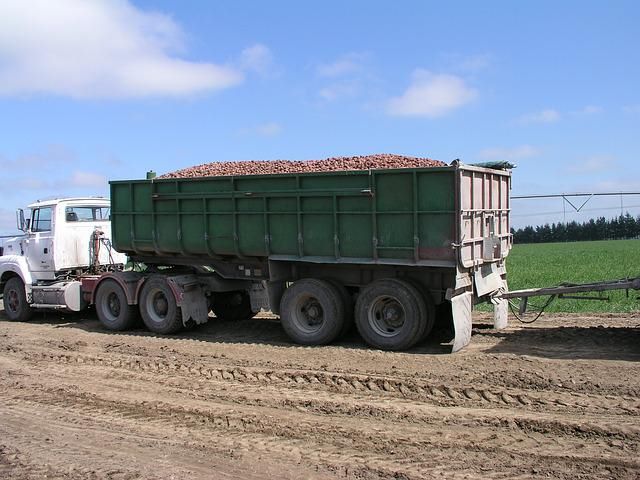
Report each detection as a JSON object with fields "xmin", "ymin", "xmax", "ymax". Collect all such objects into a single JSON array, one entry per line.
[
  {"xmin": 95, "ymin": 279, "xmax": 138, "ymax": 331},
  {"xmin": 325, "ymin": 279, "xmax": 354, "ymax": 337},
  {"xmin": 2, "ymin": 277, "xmax": 33, "ymax": 322},
  {"xmin": 280, "ymin": 278, "xmax": 345, "ymax": 345},
  {"xmin": 210, "ymin": 291, "xmax": 256, "ymax": 321},
  {"xmin": 402, "ymin": 278, "xmax": 436, "ymax": 341},
  {"xmin": 139, "ymin": 277, "xmax": 183, "ymax": 334},
  {"xmin": 355, "ymin": 278, "xmax": 427, "ymax": 351}
]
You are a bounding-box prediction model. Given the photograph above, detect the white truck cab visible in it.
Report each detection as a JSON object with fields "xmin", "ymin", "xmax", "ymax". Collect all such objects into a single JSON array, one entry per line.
[{"xmin": 1, "ymin": 197, "xmax": 126, "ymax": 320}]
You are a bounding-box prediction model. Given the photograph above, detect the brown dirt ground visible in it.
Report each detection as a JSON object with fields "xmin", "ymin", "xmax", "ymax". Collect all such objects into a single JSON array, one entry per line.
[{"xmin": 0, "ymin": 302, "xmax": 638, "ymax": 479}]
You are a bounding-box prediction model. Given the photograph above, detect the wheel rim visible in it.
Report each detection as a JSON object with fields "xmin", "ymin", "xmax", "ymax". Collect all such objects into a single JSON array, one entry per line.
[
  {"xmin": 368, "ymin": 295, "xmax": 405, "ymax": 337},
  {"xmin": 6, "ymin": 289, "xmax": 19, "ymax": 313},
  {"xmin": 105, "ymin": 291, "xmax": 121, "ymax": 320},
  {"xmin": 291, "ymin": 294, "xmax": 325, "ymax": 334},
  {"xmin": 145, "ymin": 287, "xmax": 169, "ymax": 324}
]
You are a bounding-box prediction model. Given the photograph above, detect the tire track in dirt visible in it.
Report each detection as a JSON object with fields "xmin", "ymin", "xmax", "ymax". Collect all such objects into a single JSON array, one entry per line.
[
  {"xmin": 17, "ymin": 350, "xmax": 640, "ymax": 418},
  {"xmin": 0, "ymin": 400, "xmax": 332, "ymax": 480},
  {"xmin": 2, "ymin": 312, "xmax": 640, "ymax": 479},
  {"xmin": 2, "ymin": 350, "xmax": 638, "ymax": 479},
  {"xmin": 3, "ymin": 385, "xmax": 638, "ymax": 480},
  {"xmin": 0, "ymin": 396, "xmax": 482, "ymax": 480}
]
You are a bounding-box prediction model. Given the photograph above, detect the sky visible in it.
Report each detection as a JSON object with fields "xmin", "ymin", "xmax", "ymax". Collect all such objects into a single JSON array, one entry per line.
[{"xmin": 1, "ymin": 0, "xmax": 639, "ymax": 236}]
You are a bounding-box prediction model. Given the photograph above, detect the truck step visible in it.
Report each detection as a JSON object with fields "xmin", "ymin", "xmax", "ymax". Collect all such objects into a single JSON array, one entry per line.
[{"xmin": 30, "ymin": 304, "xmax": 68, "ymax": 309}]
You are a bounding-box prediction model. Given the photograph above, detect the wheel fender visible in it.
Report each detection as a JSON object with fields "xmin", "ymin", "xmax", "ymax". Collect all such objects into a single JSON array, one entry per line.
[
  {"xmin": 91, "ymin": 271, "xmax": 142, "ymax": 306},
  {"xmin": 0, "ymin": 255, "xmax": 33, "ymax": 295}
]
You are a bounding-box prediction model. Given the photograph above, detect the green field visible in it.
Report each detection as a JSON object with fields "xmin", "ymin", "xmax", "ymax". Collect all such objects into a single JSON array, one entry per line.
[{"xmin": 505, "ymin": 239, "xmax": 640, "ymax": 313}]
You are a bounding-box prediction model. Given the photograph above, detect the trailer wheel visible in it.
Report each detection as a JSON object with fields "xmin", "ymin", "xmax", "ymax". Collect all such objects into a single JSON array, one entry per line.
[
  {"xmin": 2, "ymin": 277, "xmax": 33, "ymax": 322},
  {"xmin": 210, "ymin": 291, "xmax": 256, "ymax": 321},
  {"xmin": 355, "ymin": 278, "xmax": 427, "ymax": 351},
  {"xmin": 402, "ymin": 279, "xmax": 436, "ymax": 341},
  {"xmin": 95, "ymin": 279, "xmax": 138, "ymax": 331},
  {"xmin": 139, "ymin": 277, "xmax": 183, "ymax": 334},
  {"xmin": 280, "ymin": 278, "xmax": 345, "ymax": 345}
]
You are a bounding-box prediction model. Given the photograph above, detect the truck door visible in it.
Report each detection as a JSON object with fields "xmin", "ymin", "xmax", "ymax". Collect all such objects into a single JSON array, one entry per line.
[{"xmin": 25, "ymin": 206, "xmax": 55, "ymax": 279}]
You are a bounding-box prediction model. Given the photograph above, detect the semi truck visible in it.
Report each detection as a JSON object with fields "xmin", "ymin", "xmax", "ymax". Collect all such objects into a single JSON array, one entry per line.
[{"xmin": 0, "ymin": 161, "xmax": 512, "ymax": 352}]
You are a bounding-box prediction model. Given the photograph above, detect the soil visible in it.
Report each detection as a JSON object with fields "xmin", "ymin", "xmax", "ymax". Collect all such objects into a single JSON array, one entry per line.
[{"xmin": 0, "ymin": 303, "xmax": 638, "ymax": 479}]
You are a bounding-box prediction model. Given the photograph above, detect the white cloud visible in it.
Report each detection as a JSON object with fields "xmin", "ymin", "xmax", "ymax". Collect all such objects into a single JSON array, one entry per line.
[
  {"xmin": 238, "ymin": 122, "xmax": 283, "ymax": 137},
  {"xmin": 315, "ymin": 53, "xmax": 370, "ymax": 102},
  {"xmin": 387, "ymin": 70, "xmax": 477, "ymax": 118},
  {"xmin": 239, "ymin": 44, "xmax": 274, "ymax": 76},
  {"xmin": 69, "ymin": 171, "xmax": 108, "ymax": 188},
  {"xmin": 0, "ymin": 144, "xmax": 74, "ymax": 169},
  {"xmin": 318, "ymin": 82, "xmax": 359, "ymax": 102},
  {"xmin": 1, "ymin": 146, "xmax": 110, "ymax": 205},
  {"xmin": 623, "ymin": 104, "xmax": 640, "ymax": 114},
  {"xmin": 9, "ymin": 171, "xmax": 107, "ymax": 191},
  {"xmin": 566, "ymin": 154, "xmax": 616, "ymax": 174},
  {"xmin": 14, "ymin": 178, "xmax": 48, "ymax": 190},
  {"xmin": 478, "ymin": 145, "xmax": 541, "ymax": 161},
  {"xmin": 255, "ymin": 122, "xmax": 283, "ymax": 137},
  {"xmin": 593, "ymin": 179, "xmax": 640, "ymax": 192},
  {"xmin": 458, "ymin": 53, "xmax": 492, "ymax": 71},
  {"xmin": 443, "ymin": 53, "xmax": 492, "ymax": 72},
  {"xmin": 0, "ymin": 0, "xmax": 243, "ymax": 98},
  {"xmin": 516, "ymin": 109, "xmax": 561, "ymax": 124},
  {"xmin": 574, "ymin": 105, "xmax": 603, "ymax": 115},
  {"xmin": 317, "ymin": 52, "xmax": 368, "ymax": 78}
]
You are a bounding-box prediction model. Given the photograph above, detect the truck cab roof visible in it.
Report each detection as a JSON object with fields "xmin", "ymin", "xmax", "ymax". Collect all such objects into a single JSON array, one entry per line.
[{"xmin": 27, "ymin": 197, "xmax": 109, "ymax": 209}]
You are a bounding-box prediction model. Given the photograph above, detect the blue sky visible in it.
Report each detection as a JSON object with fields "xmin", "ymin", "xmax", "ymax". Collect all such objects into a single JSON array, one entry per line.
[{"xmin": 1, "ymin": 0, "xmax": 639, "ymax": 235}]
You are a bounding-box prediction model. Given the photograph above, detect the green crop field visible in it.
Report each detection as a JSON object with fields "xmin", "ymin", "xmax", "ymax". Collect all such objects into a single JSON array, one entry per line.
[{"xmin": 505, "ymin": 239, "xmax": 640, "ymax": 313}]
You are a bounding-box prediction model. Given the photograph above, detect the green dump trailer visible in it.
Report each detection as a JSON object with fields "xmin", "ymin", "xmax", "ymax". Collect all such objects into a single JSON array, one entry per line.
[{"xmin": 96, "ymin": 161, "xmax": 511, "ymax": 352}]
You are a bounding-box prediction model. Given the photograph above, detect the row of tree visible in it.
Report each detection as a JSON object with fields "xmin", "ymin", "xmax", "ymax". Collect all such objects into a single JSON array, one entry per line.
[{"xmin": 512, "ymin": 213, "xmax": 640, "ymax": 244}]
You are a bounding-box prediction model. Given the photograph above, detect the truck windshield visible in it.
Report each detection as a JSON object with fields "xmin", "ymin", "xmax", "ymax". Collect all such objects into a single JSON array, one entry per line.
[{"xmin": 65, "ymin": 206, "xmax": 110, "ymax": 222}]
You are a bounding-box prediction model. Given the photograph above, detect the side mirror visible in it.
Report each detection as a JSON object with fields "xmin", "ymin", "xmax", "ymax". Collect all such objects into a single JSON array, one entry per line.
[{"xmin": 16, "ymin": 209, "xmax": 26, "ymax": 232}]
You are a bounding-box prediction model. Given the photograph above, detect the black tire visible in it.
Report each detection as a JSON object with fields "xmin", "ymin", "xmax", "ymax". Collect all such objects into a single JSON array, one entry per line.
[
  {"xmin": 139, "ymin": 277, "xmax": 183, "ymax": 334},
  {"xmin": 325, "ymin": 278, "xmax": 354, "ymax": 337},
  {"xmin": 95, "ymin": 279, "xmax": 138, "ymax": 331},
  {"xmin": 401, "ymin": 278, "xmax": 436, "ymax": 341},
  {"xmin": 355, "ymin": 278, "xmax": 427, "ymax": 351},
  {"xmin": 210, "ymin": 290, "xmax": 256, "ymax": 321},
  {"xmin": 421, "ymin": 291, "xmax": 436, "ymax": 341},
  {"xmin": 280, "ymin": 278, "xmax": 345, "ymax": 345},
  {"xmin": 2, "ymin": 277, "xmax": 33, "ymax": 322}
]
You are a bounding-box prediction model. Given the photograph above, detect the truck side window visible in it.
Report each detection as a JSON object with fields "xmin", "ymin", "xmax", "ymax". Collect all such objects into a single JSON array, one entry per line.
[
  {"xmin": 65, "ymin": 206, "xmax": 109, "ymax": 222},
  {"xmin": 31, "ymin": 207, "xmax": 52, "ymax": 232}
]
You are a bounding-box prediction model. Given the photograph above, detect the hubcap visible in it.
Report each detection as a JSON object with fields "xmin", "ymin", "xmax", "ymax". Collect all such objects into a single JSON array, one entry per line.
[
  {"xmin": 292, "ymin": 295, "xmax": 325, "ymax": 333},
  {"xmin": 152, "ymin": 292, "xmax": 168, "ymax": 317},
  {"xmin": 107, "ymin": 292, "xmax": 121, "ymax": 317},
  {"xmin": 368, "ymin": 295, "xmax": 406, "ymax": 337},
  {"xmin": 145, "ymin": 287, "xmax": 170, "ymax": 324},
  {"xmin": 7, "ymin": 289, "xmax": 19, "ymax": 312}
]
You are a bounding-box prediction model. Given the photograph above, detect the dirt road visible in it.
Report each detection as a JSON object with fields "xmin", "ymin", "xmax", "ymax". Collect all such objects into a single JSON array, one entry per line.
[{"xmin": 0, "ymin": 304, "xmax": 638, "ymax": 479}]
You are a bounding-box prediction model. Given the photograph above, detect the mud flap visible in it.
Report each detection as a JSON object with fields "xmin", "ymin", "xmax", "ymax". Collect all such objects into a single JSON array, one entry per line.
[
  {"xmin": 167, "ymin": 275, "xmax": 209, "ymax": 326},
  {"xmin": 180, "ymin": 288, "xmax": 209, "ymax": 325},
  {"xmin": 451, "ymin": 291, "xmax": 472, "ymax": 353},
  {"xmin": 493, "ymin": 297, "xmax": 508, "ymax": 330},
  {"xmin": 492, "ymin": 277, "xmax": 509, "ymax": 330}
]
